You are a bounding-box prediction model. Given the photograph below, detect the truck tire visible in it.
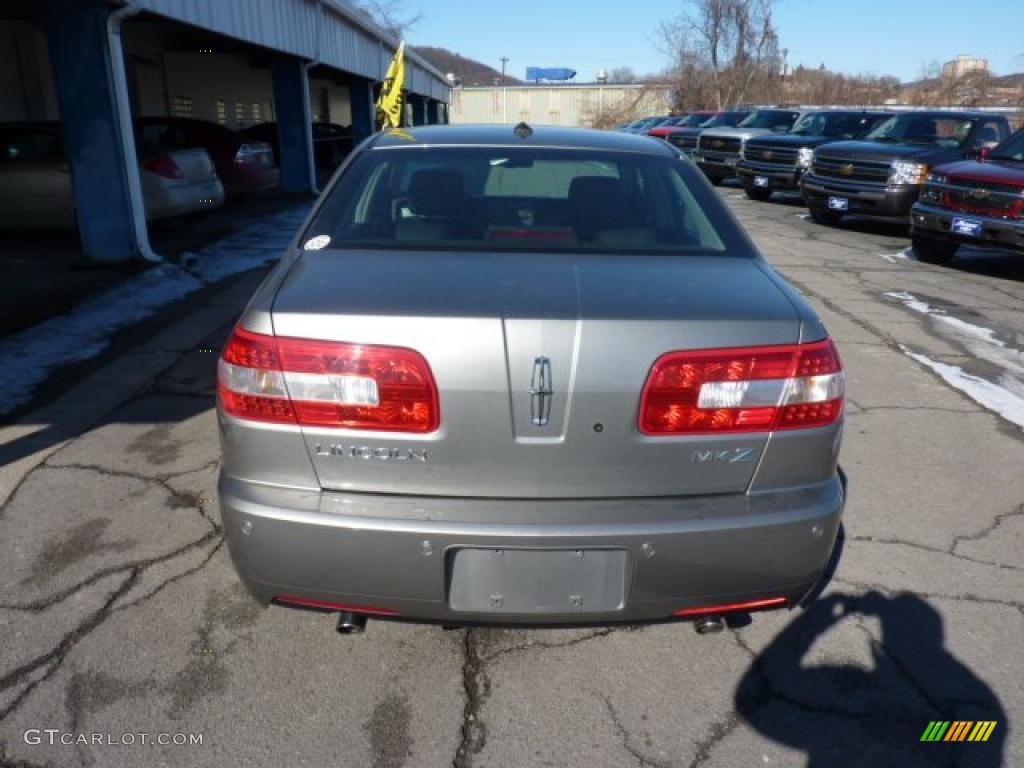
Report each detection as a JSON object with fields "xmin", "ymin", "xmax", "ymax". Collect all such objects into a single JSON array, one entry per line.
[
  {"xmin": 808, "ymin": 205, "xmax": 843, "ymax": 226},
  {"xmin": 911, "ymin": 234, "xmax": 958, "ymax": 264}
]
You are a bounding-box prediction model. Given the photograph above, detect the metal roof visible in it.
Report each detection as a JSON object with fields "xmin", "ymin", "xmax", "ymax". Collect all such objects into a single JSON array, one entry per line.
[
  {"xmin": 120, "ymin": 0, "xmax": 450, "ymax": 101},
  {"xmin": 369, "ymin": 124, "xmax": 678, "ymax": 155}
]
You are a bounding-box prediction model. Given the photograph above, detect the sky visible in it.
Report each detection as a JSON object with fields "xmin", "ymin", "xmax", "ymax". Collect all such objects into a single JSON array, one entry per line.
[{"xmin": 407, "ymin": 0, "xmax": 1024, "ymax": 83}]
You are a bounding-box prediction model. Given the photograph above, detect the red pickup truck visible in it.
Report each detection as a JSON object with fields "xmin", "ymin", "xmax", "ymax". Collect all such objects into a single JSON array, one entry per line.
[{"xmin": 910, "ymin": 127, "xmax": 1024, "ymax": 263}]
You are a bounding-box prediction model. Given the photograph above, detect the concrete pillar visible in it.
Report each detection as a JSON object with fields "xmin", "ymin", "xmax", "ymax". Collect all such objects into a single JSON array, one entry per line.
[
  {"xmin": 271, "ymin": 59, "xmax": 315, "ymax": 193},
  {"xmin": 426, "ymin": 99, "xmax": 441, "ymax": 125},
  {"xmin": 349, "ymin": 80, "xmax": 376, "ymax": 141},
  {"xmin": 44, "ymin": 0, "xmax": 137, "ymax": 262}
]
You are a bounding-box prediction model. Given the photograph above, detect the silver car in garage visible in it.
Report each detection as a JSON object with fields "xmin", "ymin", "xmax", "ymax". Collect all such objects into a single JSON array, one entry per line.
[
  {"xmin": 218, "ymin": 124, "xmax": 846, "ymax": 632},
  {"xmin": 0, "ymin": 121, "xmax": 223, "ymax": 228}
]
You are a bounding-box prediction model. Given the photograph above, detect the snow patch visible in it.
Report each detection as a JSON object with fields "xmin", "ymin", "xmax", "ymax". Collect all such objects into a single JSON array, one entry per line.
[
  {"xmin": 900, "ymin": 346, "xmax": 1024, "ymax": 430},
  {"xmin": 879, "ymin": 248, "xmax": 915, "ymax": 263},
  {"xmin": 885, "ymin": 291, "xmax": 1024, "ymax": 375},
  {"xmin": 0, "ymin": 203, "xmax": 313, "ymax": 415}
]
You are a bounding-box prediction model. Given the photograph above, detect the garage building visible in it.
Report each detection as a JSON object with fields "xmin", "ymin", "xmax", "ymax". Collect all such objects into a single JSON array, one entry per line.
[{"xmin": 0, "ymin": 0, "xmax": 451, "ymax": 262}]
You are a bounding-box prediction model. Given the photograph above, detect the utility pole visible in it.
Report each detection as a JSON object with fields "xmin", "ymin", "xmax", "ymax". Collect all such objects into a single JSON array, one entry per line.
[{"xmin": 500, "ymin": 56, "xmax": 509, "ymax": 86}]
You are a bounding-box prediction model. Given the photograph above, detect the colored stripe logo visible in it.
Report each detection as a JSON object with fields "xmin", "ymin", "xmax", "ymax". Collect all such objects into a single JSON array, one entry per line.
[{"xmin": 921, "ymin": 721, "xmax": 997, "ymax": 742}]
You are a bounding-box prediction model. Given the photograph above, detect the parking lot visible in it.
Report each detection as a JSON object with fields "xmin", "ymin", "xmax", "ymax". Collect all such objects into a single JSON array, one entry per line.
[{"xmin": 0, "ymin": 183, "xmax": 1020, "ymax": 767}]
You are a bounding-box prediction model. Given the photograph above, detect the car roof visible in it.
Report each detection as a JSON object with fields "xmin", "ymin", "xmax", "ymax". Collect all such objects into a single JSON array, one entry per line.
[
  {"xmin": 887, "ymin": 110, "xmax": 999, "ymax": 120},
  {"xmin": 369, "ymin": 124, "xmax": 677, "ymax": 156}
]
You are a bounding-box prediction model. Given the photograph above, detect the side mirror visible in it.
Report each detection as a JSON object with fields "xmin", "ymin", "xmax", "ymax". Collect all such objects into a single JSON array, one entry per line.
[{"xmin": 976, "ymin": 145, "xmax": 993, "ymax": 160}]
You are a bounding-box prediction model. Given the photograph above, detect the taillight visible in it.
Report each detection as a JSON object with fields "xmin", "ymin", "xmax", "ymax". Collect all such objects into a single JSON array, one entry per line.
[
  {"xmin": 144, "ymin": 154, "xmax": 184, "ymax": 179},
  {"xmin": 218, "ymin": 326, "xmax": 439, "ymax": 432},
  {"xmin": 234, "ymin": 143, "xmax": 265, "ymax": 165},
  {"xmin": 638, "ymin": 339, "xmax": 844, "ymax": 435}
]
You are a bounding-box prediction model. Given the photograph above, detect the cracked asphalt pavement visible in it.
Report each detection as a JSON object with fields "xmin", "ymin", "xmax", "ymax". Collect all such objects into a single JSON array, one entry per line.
[{"xmin": 1, "ymin": 186, "xmax": 1022, "ymax": 767}]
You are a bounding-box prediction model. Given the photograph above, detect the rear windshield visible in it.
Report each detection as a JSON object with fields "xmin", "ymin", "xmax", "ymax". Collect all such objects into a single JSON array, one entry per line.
[
  {"xmin": 679, "ymin": 114, "xmax": 711, "ymax": 127},
  {"xmin": 791, "ymin": 112, "xmax": 886, "ymax": 138},
  {"xmin": 865, "ymin": 114, "xmax": 976, "ymax": 147},
  {"xmin": 704, "ymin": 112, "xmax": 748, "ymax": 128},
  {"xmin": 991, "ymin": 130, "xmax": 1024, "ymax": 162},
  {"xmin": 738, "ymin": 111, "xmax": 800, "ymax": 130},
  {"xmin": 302, "ymin": 146, "xmax": 742, "ymax": 255}
]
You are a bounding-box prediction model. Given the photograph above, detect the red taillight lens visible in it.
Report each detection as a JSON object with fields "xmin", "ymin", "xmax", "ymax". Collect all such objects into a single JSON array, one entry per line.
[
  {"xmin": 218, "ymin": 326, "xmax": 439, "ymax": 432},
  {"xmin": 144, "ymin": 154, "xmax": 184, "ymax": 179},
  {"xmin": 639, "ymin": 339, "xmax": 844, "ymax": 435}
]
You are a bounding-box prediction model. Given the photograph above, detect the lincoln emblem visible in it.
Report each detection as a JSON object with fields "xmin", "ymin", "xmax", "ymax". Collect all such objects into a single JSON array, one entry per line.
[{"xmin": 529, "ymin": 357, "xmax": 553, "ymax": 426}]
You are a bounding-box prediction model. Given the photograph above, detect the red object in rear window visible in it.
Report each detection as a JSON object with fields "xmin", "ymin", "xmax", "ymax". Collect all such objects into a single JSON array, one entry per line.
[
  {"xmin": 218, "ymin": 326, "xmax": 440, "ymax": 432},
  {"xmin": 639, "ymin": 339, "xmax": 844, "ymax": 435},
  {"xmin": 144, "ymin": 154, "xmax": 184, "ymax": 179}
]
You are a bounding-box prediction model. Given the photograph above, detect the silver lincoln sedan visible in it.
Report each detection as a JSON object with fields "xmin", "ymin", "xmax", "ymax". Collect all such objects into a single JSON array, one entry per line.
[{"xmin": 217, "ymin": 124, "xmax": 846, "ymax": 634}]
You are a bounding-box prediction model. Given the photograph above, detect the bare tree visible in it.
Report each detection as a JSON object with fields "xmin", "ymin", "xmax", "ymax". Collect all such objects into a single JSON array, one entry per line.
[
  {"xmin": 353, "ymin": 0, "xmax": 422, "ymax": 38},
  {"xmin": 659, "ymin": 0, "xmax": 781, "ymax": 109},
  {"xmin": 608, "ymin": 67, "xmax": 638, "ymax": 84},
  {"xmin": 905, "ymin": 60, "xmax": 996, "ymax": 107}
]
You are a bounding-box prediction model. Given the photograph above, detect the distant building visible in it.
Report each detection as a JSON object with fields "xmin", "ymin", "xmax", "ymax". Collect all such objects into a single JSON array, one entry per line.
[
  {"xmin": 943, "ymin": 55, "xmax": 989, "ymax": 79},
  {"xmin": 450, "ymin": 84, "xmax": 672, "ymax": 127}
]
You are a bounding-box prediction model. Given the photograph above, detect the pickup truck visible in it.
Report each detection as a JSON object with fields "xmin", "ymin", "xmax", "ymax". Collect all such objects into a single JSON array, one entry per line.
[
  {"xmin": 736, "ymin": 110, "xmax": 890, "ymax": 201},
  {"xmin": 909, "ymin": 127, "xmax": 1024, "ymax": 262},
  {"xmin": 649, "ymin": 111, "xmax": 715, "ymax": 140},
  {"xmin": 664, "ymin": 110, "xmax": 750, "ymax": 157},
  {"xmin": 695, "ymin": 109, "xmax": 803, "ymax": 184},
  {"xmin": 800, "ymin": 111, "xmax": 1011, "ymax": 225}
]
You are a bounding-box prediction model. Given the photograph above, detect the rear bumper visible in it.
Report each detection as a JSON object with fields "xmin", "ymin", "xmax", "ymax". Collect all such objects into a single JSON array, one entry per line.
[
  {"xmin": 801, "ymin": 173, "xmax": 918, "ymax": 217},
  {"xmin": 910, "ymin": 201, "xmax": 1024, "ymax": 251},
  {"xmin": 145, "ymin": 179, "xmax": 224, "ymax": 220},
  {"xmin": 220, "ymin": 473, "xmax": 845, "ymax": 625},
  {"xmin": 736, "ymin": 161, "xmax": 802, "ymax": 191}
]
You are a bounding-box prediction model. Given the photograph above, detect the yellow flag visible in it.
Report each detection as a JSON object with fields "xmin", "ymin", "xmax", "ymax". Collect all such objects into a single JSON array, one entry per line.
[{"xmin": 376, "ymin": 42, "xmax": 406, "ymax": 129}]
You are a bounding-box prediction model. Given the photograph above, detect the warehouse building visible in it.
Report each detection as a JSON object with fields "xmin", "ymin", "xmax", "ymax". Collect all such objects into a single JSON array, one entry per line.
[
  {"xmin": 450, "ymin": 84, "xmax": 672, "ymax": 128},
  {"xmin": 0, "ymin": 0, "xmax": 451, "ymax": 262}
]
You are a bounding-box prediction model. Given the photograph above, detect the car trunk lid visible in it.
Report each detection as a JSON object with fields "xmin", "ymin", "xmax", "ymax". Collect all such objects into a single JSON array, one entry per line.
[{"xmin": 270, "ymin": 249, "xmax": 803, "ymax": 498}]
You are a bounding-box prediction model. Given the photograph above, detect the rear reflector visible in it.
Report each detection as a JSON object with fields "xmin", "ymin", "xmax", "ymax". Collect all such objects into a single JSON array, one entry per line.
[
  {"xmin": 218, "ymin": 326, "xmax": 439, "ymax": 432},
  {"xmin": 672, "ymin": 597, "xmax": 788, "ymax": 617},
  {"xmin": 273, "ymin": 595, "xmax": 398, "ymax": 616},
  {"xmin": 639, "ymin": 339, "xmax": 844, "ymax": 434}
]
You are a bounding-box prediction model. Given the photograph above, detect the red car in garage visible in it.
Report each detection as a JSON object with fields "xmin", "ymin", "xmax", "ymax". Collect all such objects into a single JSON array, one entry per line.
[{"xmin": 136, "ymin": 117, "xmax": 279, "ymax": 197}]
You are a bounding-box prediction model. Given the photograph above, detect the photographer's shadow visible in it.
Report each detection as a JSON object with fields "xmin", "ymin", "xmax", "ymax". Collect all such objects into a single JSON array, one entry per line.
[{"xmin": 735, "ymin": 590, "xmax": 1006, "ymax": 767}]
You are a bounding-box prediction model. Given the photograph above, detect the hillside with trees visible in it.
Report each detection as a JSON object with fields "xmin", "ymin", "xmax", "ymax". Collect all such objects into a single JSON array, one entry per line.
[{"xmin": 414, "ymin": 46, "xmax": 520, "ymax": 86}]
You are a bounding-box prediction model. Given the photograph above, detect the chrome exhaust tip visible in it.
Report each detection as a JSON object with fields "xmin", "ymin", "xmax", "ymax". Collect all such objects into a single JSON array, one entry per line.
[
  {"xmin": 693, "ymin": 616, "xmax": 725, "ymax": 635},
  {"xmin": 336, "ymin": 611, "xmax": 367, "ymax": 635}
]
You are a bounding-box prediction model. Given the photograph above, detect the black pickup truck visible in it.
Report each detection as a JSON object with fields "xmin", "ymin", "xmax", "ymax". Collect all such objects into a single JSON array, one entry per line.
[
  {"xmin": 736, "ymin": 110, "xmax": 890, "ymax": 201},
  {"xmin": 800, "ymin": 111, "xmax": 1011, "ymax": 225}
]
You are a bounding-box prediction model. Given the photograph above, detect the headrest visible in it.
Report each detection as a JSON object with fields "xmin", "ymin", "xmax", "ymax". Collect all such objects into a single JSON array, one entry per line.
[
  {"xmin": 569, "ymin": 176, "xmax": 644, "ymax": 233},
  {"xmin": 408, "ymin": 169, "xmax": 466, "ymax": 217}
]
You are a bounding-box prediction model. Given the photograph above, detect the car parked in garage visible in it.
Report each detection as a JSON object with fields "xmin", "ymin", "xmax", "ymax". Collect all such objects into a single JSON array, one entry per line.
[
  {"xmin": 137, "ymin": 117, "xmax": 279, "ymax": 197},
  {"xmin": 241, "ymin": 121, "xmax": 354, "ymax": 184},
  {"xmin": 800, "ymin": 110, "xmax": 1011, "ymax": 226},
  {"xmin": 217, "ymin": 124, "xmax": 846, "ymax": 633},
  {"xmin": 664, "ymin": 110, "xmax": 751, "ymax": 157},
  {"xmin": 0, "ymin": 121, "xmax": 224, "ymax": 229},
  {"xmin": 909, "ymin": 127, "xmax": 1024, "ymax": 262},
  {"xmin": 695, "ymin": 109, "xmax": 804, "ymax": 184},
  {"xmin": 736, "ymin": 110, "xmax": 891, "ymax": 201}
]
